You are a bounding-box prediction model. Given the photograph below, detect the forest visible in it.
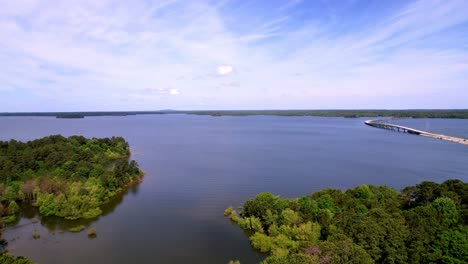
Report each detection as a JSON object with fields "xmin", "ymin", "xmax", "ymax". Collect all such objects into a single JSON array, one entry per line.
[
  {"xmin": 225, "ymin": 179, "xmax": 468, "ymax": 263},
  {"xmin": 0, "ymin": 135, "xmax": 143, "ymax": 222},
  {"xmin": 0, "ymin": 135, "xmax": 143, "ymax": 262}
]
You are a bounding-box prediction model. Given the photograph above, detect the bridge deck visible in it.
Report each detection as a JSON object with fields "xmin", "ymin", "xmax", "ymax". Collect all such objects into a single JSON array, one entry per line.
[{"xmin": 365, "ymin": 119, "xmax": 468, "ymax": 146}]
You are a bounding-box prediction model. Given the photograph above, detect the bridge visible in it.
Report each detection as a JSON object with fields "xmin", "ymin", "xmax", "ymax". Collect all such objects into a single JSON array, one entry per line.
[{"xmin": 365, "ymin": 119, "xmax": 468, "ymax": 146}]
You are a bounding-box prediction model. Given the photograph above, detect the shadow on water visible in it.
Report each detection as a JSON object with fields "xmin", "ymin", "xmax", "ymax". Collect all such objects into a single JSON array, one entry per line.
[{"xmin": 5, "ymin": 182, "xmax": 140, "ymax": 233}]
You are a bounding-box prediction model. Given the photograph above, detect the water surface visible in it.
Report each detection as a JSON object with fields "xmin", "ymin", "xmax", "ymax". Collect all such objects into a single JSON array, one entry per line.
[
  {"xmin": 391, "ymin": 118, "xmax": 468, "ymax": 138},
  {"xmin": 1, "ymin": 115, "xmax": 467, "ymax": 264}
]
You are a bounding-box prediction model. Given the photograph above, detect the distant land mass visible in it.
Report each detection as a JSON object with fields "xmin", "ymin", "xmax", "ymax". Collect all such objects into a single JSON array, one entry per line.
[{"xmin": 1, "ymin": 110, "xmax": 468, "ymax": 119}]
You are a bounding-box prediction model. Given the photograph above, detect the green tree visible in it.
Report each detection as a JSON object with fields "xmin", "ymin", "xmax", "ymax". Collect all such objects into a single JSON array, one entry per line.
[
  {"xmin": 432, "ymin": 197, "xmax": 459, "ymax": 226},
  {"xmin": 7, "ymin": 200, "xmax": 20, "ymax": 214},
  {"xmin": 319, "ymin": 234, "xmax": 373, "ymax": 264},
  {"xmin": 432, "ymin": 227, "xmax": 468, "ymax": 263},
  {"xmin": 282, "ymin": 208, "xmax": 302, "ymax": 226}
]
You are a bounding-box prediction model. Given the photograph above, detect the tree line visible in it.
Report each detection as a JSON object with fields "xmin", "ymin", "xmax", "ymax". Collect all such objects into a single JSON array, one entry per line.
[
  {"xmin": 190, "ymin": 109, "xmax": 468, "ymax": 119},
  {"xmin": 225, "ymin": 179, "xmax": 468, "ymax": 263},
  {"xmin": 2, "ymin": 110, "xmax": 468, "ymax": 119}
]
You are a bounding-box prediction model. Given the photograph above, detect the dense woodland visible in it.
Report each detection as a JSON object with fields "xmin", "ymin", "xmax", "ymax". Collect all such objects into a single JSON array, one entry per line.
[
  {"xmin": 0, "ymin": 135, "xmax": 143, "ymax": 262},
  {"xmin": 0, "ymin": 135, "xmax": 143, "ymax": 222},
  {"xmin": 226, "ymin": 180, "xmax": 468, "ymax": 263}
]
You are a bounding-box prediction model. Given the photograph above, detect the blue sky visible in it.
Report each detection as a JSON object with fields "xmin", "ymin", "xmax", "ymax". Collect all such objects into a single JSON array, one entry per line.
[{"xmin": 1, "ymin": 0, "xmax": 468, "ymax": 111}]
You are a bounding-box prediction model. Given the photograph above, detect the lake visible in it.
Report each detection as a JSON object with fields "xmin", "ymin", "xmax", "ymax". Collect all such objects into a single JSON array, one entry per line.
[{"xmin": 1, "ymin": 115, "xmax": 467, "ymax": 264}]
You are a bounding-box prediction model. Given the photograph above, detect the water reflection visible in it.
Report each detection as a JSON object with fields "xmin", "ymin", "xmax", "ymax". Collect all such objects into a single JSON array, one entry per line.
[{"xmin": 4, "ymin": 182, "xmax": 139, "ymax": 237}]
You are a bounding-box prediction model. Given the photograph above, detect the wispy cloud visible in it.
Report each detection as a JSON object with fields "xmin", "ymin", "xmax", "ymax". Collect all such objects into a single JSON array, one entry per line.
[
  {"xmin": 0, "ymin": 0, "xmax": 467, "ymax": 111},
  {"xmin": 217, "ymin": 65, "xmax": 234, "ymax": 75}
]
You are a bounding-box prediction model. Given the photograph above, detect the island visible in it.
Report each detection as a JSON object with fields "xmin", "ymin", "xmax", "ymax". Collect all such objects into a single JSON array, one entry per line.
[
  {"xmin": 0, "ymin": 135, "xmax": 143, "ymax": 262},
  {"xmin": 225, "ymin": 179, "xmax": 468, "ymax": 263},
  {"xmin": 55, "ymin": 114, "xmax": 86, "ymax": 119}
]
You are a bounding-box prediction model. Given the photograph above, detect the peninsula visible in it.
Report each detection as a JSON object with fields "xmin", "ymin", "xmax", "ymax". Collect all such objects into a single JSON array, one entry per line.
[{"xmin": 225, "ymin": 179, "xmax": 468, "ymax": 263}]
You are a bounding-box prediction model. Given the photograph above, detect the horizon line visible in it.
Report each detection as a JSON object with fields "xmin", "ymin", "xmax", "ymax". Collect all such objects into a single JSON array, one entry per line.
[{"xmin": 2, "ymin": 109, "xmax": 468, "ymax": 114}]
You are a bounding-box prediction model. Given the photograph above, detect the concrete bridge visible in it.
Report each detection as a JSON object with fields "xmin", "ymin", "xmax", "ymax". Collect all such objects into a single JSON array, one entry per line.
[{"xmin": 364, "ymin": 119, "xmax": 468, "ymax": 146}]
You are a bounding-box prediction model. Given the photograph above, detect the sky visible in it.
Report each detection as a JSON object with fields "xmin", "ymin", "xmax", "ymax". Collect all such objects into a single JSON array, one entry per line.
[{"xmin": 1, "ymin": 0, "xmax": 468, "ymax": 111}]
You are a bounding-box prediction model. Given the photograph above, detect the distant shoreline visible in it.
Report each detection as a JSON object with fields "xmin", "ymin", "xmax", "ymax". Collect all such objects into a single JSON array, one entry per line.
[{"xmin": 1, "ymin": 109, "xmax": 468, "ymax": 119}]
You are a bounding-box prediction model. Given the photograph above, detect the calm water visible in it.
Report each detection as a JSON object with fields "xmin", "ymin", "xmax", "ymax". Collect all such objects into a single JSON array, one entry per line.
[
  {"xmin": 391, "ymin": 118, "xmax": 468, "ymax": 138},
  {"xmin": 1, "ymin": 115, "xmax": 467, "ymax": 264}
]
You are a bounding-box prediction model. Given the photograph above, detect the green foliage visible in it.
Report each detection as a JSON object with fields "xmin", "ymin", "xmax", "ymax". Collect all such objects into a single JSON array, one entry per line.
[
  {"xmin": 262, "ymin": 253, "xmax": 319, "ymax": 264},
  {"xmin": 353, "ymin": 185, "xmax": 374, "ymax": 200},
  {"xmin": 250, "ymin": 232, "xmax": 300, "ymax": 255},
  {"xmin": 238, "ymin": 216, "xmax": 264, "ymax": 233},
  {"xmin": 228, "ymin": 179, "xmax": 468, "ymax": 263},
  {"xmin": 2, "ymin": 187, "xmax": 18, "ymax": 201},
  {"xmin": 35, "ymin": 192, "xmax": 59, "ymax": 216},
  {"xmin": 263, "ymin": 209, "xmax": 278, "ymax": 226},
  {"xmin": 242, "ymin": 193, "xmax": 288, "ymax": 224},
  {"xmin": 0, "ymin": 253, "xmax": 34, "ymax": 264},
  {"xmin": 250, "ymin": 232, "xmax": 273, "ymax": 252},
  {"xmin": 319, "ymin": 234, "xmax": 373, "ymax": 264},
  {"xmin": 432, "ymin": 197, "xmax": 459, "ymax": 226},
  {"xmin": 282, "ymin": 209, "xmax": 302, "ymax": 226},
  {"xmin": 0, "ymin": 135, "xmax": 143, "ymax": 220},
  {"xmin": 405, "ymin": 204, "xmax": 443, "ymax": 263},
  {"xmin": 344, "ymin": 208, "xmax": 409, "ymax": 263},
  {"xmin": 224, "ymin": 207, "xmax": 239, "ymax": 222},
  {"xmin": 432, "ymin": 227, "xmax": 468, "ymax": 263},
  {"xmin": 69, "ymin": 225, "xmax": 85, "ymax": 232},
  {"xmin": 295, "ymin": 222, "xmax": 321, "ymax": 243},
  {"xmin": 0, "ymin": 135, "xmax": 143, "ymax": 263},
  {"xmin": 7, "ymin": 201, "xmax": 19, "ymax": 214},
  {"xmin": 3, "ymin": 215, "xmax": 17, "ymax": 224}
]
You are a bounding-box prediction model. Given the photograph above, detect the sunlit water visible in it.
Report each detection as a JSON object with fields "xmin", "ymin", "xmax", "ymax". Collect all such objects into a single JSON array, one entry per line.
[{"xmin": 1, "ymin": 115, "xmax": 467, "ymax": 264}]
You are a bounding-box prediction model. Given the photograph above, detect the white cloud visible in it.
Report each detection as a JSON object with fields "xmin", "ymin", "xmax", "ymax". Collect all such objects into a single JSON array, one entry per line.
[
  {"xmin": 0, "ymin": 0, "xmax": 467, "ymax": 110},
  {"xmin": 169, "ymin": 88, "xmax": 180, "ymax": 95},
  {"xmin": 216, "ymin": 65, "xmax": 234, "ymax": 75},
  {"xmin": 141, "ymin": 87, "xmax": 180, "ymax": 96}
]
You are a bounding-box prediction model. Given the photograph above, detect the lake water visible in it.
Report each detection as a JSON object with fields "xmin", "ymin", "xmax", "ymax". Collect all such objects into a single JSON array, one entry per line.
[
  {"xmin": 1, "ymin": 115, "xmax": 467, "ymax": 264},
  {"xmin": 391, "ymin": 118, "xmax": 468, "ymax": 138}
]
